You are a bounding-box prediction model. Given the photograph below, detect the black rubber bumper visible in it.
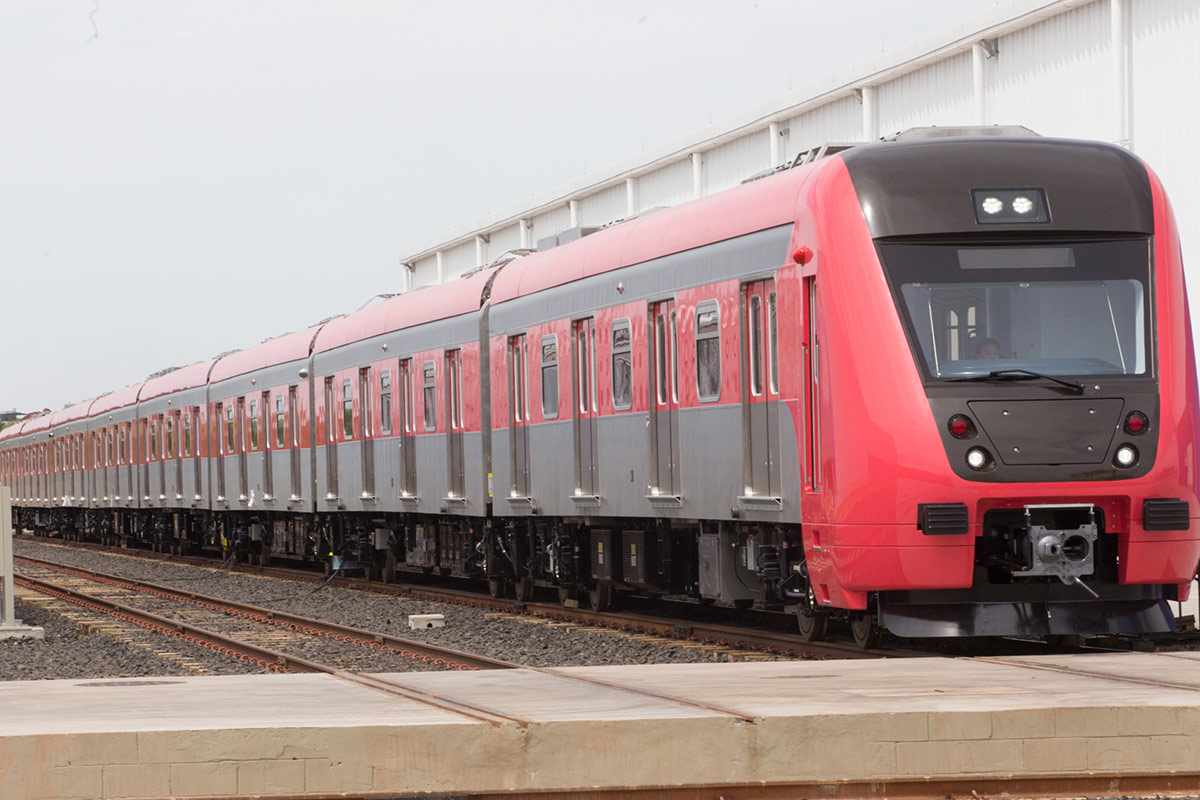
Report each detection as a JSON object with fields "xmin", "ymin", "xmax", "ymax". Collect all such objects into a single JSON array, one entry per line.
[{"xmin": 879, "ymin": 597, "xmax": 1174, "ymax": 638}]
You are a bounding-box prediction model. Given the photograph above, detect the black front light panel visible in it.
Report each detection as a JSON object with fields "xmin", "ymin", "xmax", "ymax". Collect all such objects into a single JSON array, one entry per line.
[{"xmin": 972, "ymin": 188, "xmax": 1050, "ymax": 224}]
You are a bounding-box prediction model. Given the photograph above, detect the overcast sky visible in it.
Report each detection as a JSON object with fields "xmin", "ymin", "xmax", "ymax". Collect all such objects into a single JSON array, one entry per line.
[{"xmin": 1, "ymin": 0, "xmax": 1050, "ymax": 412}]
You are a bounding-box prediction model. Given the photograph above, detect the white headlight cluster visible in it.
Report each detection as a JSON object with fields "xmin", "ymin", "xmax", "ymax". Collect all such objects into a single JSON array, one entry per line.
[{"xmin": 1114, "ymin": 444, "xmax": 1138, "ymax": 468}]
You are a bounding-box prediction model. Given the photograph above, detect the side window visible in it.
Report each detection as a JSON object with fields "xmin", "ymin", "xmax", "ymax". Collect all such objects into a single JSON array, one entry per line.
[
  {"xmin": 183, "ymin": 413, "xmax": 192, "ymax": 456},
  {"xmin": 447, "ymin": 351, "xmax": 463, "ymax": 430},
  {"xmin": 148, "ymin": 420, "xmax": 157, "ymax": 461},
  {"xmin": 166, "ymin": 415, "xmax": 175, "ymax": 457},
  {"xmin": 749, "ymin": 295, "xmax": 763, "ymax": 396},
  {"xmin": 541, "ymin": 336, "xmax": 558, "ymax": 419},
  {"xmin": 323, "ymin": 378, "xmax": 335, "ymax": 444},
  {"xmin": 769, "ymin": 292, "xmax": 779, "ymax": 394},
  {"xmin": 509, "ymin": 336, "xmax": 527, "ymax": 421},
  {"xmin": 401, "ymin": 359, "xmax": 414, "ymax": 432},
  {"xmin": 422, "ymin": 362, "xmax": 436, "ymax": 431},
  {"xmin": 275, "ymin": 395, "xmax": 285, "ymax": 447},
  {"xmin": 359, "ymin": 368, "xmax": 372, "ymax": 438},
  {"xmin": 260, "ymin": 392, "xmax": 270, "ymax": 449},
  {"xmin": 342, "ymin": 378, "xmax": 353, "ymax": 439},
  {"xmin": 611, "ymin": 319, "xmax": 632, "ymax": 410},
  {"xmin": 379, "ymin": 370, "xmax": 392, "ymax": 434},
  {"xmin": 696, "ymin": 301, "xmax": 721, "ymax": 402},
  {"xmin": 249, "ymin": 399, "xmax": 260, "ymax": 450},
  {"xmin": 225, "ymin": 403, "xmax": 236, "ymax": 452}
]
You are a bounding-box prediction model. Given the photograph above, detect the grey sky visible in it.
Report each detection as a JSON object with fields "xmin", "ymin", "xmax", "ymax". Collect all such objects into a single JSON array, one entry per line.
[{"xmin": 1, "ymin": 0, "xmax": 1048, "ymax": 412}]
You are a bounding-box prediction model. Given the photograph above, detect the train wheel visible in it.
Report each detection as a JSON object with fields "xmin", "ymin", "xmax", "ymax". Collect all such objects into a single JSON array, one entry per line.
[
  {"xmin": 513, "ymin": 577, "xmax": 532, "ymax": 603},
  {"xmin": 849, "ymin": 613, "xmax": 880, "ymax": 650},
  {"xmin": 795, "ymin": 607, "xmax": 829, "ymax": 642}
]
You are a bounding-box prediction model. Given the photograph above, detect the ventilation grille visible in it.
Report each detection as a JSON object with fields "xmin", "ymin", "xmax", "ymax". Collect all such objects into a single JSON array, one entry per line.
[
  {"xmin": 1143, "ymin": 499, "xmax": 1189, "ymax": 532},
  {"xmin": 917, "ymin": 503, "xmax": 969, "ymax": 535}
]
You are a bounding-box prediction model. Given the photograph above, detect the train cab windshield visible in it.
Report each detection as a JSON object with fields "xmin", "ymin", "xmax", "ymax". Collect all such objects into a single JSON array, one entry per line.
[{"xmin": 879, "ymin": 238, "xmax": 1152, "ymax": 380}]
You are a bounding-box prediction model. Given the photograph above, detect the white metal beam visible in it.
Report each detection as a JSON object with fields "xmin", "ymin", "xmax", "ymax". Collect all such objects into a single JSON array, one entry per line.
[
  {"xmin": 860, "ymin": 86, "xmax": 878, "ymax": 141},
  {"xmin": 768, "ymin": 121, "xmax": 781, "ymax": 166},
  {"xmin": 568, "ymin": 200, "xmax": 579, "ymax": 227},
  {"xmin": 519, "ymin": 218, "xmax": 530, "ymax": 249},
  {"xmin": 691, "ymin": 152, "xmax": 703, "ymax": 198},
  {"xmin": 399, "ymin": 0, "xmax": 1092, "ymax": 265},
  {"xmin": 972, "ymin": 42, "xmax": 986, "ymax": 125},
  {"xmin": 475, "ymin": 235, "xmax": 487, "ymax": 268},
  {"xmin": 1111, "ymin": 0, "xmax": 1132, "ymax": 150},
  {"xmin": 435, "ymin": 251, "xmax": 444, "ymax": 284},
  {"xmin": 625, "ymin": 177, "xmax": 638, "ymax": 217}
]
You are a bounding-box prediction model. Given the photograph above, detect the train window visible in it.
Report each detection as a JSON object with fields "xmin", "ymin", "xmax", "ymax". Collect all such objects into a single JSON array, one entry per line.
[
  {"xmin": 324, "ymin": 378, "xmax": 335, "ymax": 444},
  {"xmin": 260, "ymin": 392, "xmax": 270, "ymax": 449},
  {"xmin": 183, "ymin": 414, "xmax": 192, "ymax": 456},
  {"xmin": 342, "ymin": 378, "xmax": 353, "ymax": 439},
  {"xmin": 749, "ymin": 295, "xmax": 763, "ymax": 396},
  {"xmin": 447, "ymin": 351, "xmax": 463, "ymax": 430},
  {"xmin": 422, "ymin": 362, "xmax": 436, "ymax": 431},
  {"xmin": 769, "ymin": 292, "xmax": 779, "ymax": 394},
  {"xmin": 541, "ymin": 336, "xmax": 558, "ymax": 419},
  {"xmin": 288, "ymin": 388, "xmax": 299, "ymax": 447},
  {"xmin": 225, "ymin": 404, "xmax": 236, "ymax": 453},
  {"xmin": 275, "ymin": 395, "xmax": 285, "ymax": 447},
  {"xmin": 359, "ymin": 368, "xmax": 372, "ymax": 438},
  {"xmin": 249, "ymin": 399, "xmax": 260, "ymax": 450},
  {"xmin": 379, "ymin": 370, "xmax": 392, "ymax": 434},
  {"xmin": 670, "ymin": 310, "xmax": 679, "ymax": 403},
  {"xmin": 578, "ymin": 327, "xmax": 591, "ymax": 413},
  {"xmin": 654, "ymin": 313, "xmax": 666, "ymax": 404},
  {"xmin": 611, "ymin": 320, "xmax": 632, "ymax": 410},
  {"xmin": 166, "ymin": 416, "xmax": 175, "ymax": 457},
  {"xmin": 509, "ymin": 336, "xmax": 527, "ymax": 421},
  {"xmin": 400, "ymin": 360, "xmax": 414, "ymax": 432},
  {"xmin": 117, "ymin": 427, "xmax": 125, "ymax": 464},
  {"xmin": 148, "ymin": 421, "xmax": 157, "ymax": 461},
  {"xmin": 696, "ymin": 302, "xmax": 721, "ymax": 402}
]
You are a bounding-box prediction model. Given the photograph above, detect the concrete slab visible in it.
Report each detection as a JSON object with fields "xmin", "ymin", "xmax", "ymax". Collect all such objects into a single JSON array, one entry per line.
[
  {"xmin": 0, "ymin": 622, "xmax": 44, "ymax": 640},
  {"xmin": 2, "ymin": 654, "xmax": 1199, "ymax": 799}
]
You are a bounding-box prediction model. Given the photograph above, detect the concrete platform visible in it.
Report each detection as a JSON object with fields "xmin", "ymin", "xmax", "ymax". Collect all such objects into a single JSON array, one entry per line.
[{"xmin": 2, "ymin": 654, "xmax": 1200, "ymax": 799}]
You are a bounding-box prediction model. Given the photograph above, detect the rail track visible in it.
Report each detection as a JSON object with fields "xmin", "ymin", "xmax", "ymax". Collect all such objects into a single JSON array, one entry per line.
[{"xmin": 18, "ymin": 536, "xmax": 915, "ymax": 659}]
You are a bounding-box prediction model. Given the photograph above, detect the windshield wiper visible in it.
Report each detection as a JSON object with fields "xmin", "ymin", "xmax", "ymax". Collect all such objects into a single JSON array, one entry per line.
[{"xmin": 947, "ymin": 369, "xmax": 1085, "ymax": 395}]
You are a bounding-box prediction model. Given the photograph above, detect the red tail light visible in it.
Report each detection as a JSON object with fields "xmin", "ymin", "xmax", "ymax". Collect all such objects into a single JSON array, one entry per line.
[
  {"xmin": 948, "ymin": 414, "xmax": 975, "ymax": 439},
  {"xmin": 1124, "ymin": 411, "xmax": 1149, "ymax": 435}
]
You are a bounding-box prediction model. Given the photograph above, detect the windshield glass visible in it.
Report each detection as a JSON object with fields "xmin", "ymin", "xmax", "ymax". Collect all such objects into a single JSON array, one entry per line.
[{"xmin": 879, "ymin": 239, "xmax": 1151, "ymax": 379}]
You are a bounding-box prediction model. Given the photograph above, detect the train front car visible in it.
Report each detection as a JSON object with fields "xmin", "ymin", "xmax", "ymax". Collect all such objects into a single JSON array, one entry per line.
[{"xmin": 797, "ymin": 128, "xmax": 1200, "ymax": 644}]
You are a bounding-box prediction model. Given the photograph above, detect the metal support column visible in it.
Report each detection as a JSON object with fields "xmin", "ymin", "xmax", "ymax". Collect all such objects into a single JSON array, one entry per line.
[{"xmin": 0, "ymin": 485, "xmax": 45, "ymax": 639}]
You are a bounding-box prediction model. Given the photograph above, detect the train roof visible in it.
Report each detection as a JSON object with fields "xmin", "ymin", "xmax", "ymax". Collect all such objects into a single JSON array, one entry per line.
[
  {"xmin": 19, "ymin": 411, "xmax": 54, "ymax": 435},
  {"xmin": 314, "ymin": 268, "xmax": 499, "ymax": 354},
  {"xmin": 489, "ymin": 165, "xmax": 810, "ymax": 305},
  {"xmin": 0, "ymin": 420, "xmax": 28, "ymax": 443},
  {"xmin": 47, "ymin": 399, "xmax": 98, "ymax": 429},
  {"xmin": 139, "ymin": 359, "xmax": 221, "ymax": 402},
  {"xmin": 90, "ymin": 384, "xmax": 145, "ymax": 418},
  {"xmin": 209, "ymin": 324, "xmax": 325, "ymax": 383}
]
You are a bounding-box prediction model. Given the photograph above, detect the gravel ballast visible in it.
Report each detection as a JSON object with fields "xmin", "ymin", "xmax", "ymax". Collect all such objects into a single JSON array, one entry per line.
[
  {"xmin": 0, "ymin": 594, "xmax": 265, "ymax": 681},
  {"xmin": 16, "ymin": 538, "xmax": 779, "ymax": 667}
]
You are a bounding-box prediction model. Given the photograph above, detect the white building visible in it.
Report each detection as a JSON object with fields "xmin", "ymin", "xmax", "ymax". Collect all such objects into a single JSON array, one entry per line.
[{"xmin": 401, "ymin": 0, "xmax": 1198, "ymax": 297}]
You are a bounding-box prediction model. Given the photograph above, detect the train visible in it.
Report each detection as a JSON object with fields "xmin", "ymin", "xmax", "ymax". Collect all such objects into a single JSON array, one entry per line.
[{"xmin": 3, "ymin": 126, "xmax": 1198, "ymax": 647}]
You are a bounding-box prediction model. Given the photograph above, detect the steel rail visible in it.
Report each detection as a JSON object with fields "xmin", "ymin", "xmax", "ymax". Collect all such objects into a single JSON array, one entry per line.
[
  {"xmin": 19, "ymin": 538, "xmax": 910, "ymax": 659},
  {"xmin": 15, "ymin": 554, "xmax": 514, "ymax": 671},
  {"xmin": 14, "ymin": 569, "xmax": 523, "ymax": 726}
]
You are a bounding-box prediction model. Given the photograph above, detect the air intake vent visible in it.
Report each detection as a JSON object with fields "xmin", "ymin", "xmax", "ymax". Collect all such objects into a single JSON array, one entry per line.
[
  {"xmin": 917, "ymin": 503, "xmax": 969, "ymax": 535},
  {"xmin": 1143, "ymin": 499, "xmax": 1189, "ymax": 531}
]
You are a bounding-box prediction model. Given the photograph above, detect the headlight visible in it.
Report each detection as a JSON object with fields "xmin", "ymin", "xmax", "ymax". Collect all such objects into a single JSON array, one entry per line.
[
  {"xmin": 980, "ymin": 197, "xmax": 1003, "ymax": 215},
  {"xmin": 966, "ymin": 447, "xmax": 992, "ymax": 471},
  {"xmin": 1114, "ymin": 444, "xmax": 1138, "ymax": 468},
  {"xmin": 1011, "ymin": 195, "xmax": 1034, "ymax": 215}
]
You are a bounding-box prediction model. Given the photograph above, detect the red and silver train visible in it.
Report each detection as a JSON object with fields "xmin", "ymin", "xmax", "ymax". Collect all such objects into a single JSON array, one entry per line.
[{"xmin": 3, "ymin": 127, "xmax": 1198, "ymax": 645}]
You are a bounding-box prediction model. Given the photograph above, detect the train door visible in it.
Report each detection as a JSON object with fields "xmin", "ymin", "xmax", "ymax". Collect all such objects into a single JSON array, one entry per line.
[
  {"xmin": 359, "ymin": 368, "xmax": 375, "ymax": 499},
  {"xmin": 572, "ymin": 318, "xmax": 599, "ymax": 498},
  {"xmin": 445, "ymin": 349, "xmax": 465, "ymax": 498},
  {"xmin": 397, "ymin": 359, "xmax": 416, "ymax": 497},
  {"xmin": 171, "ymin": 411, "xmax": 182, "ymax": 500},
  {"xmin": 648, "ymin": 300, "xmax": 680, "ymax": 497},
  {"xmin": 508, "ymin": 334, "xmax": 530, "ymax": 497},
  {"xmin": 157, "ymin": 415, "xmax": 167, "ymax": 500},
  {"xmin": 741, "ymin": 279, "xmax": 781, "ymax": 500}
]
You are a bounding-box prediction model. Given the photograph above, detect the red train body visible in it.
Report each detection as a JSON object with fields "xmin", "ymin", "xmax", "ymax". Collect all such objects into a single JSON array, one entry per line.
[{"xmin": 2, "ymin": 128, "xmax": 1197, "ymax": 643}]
